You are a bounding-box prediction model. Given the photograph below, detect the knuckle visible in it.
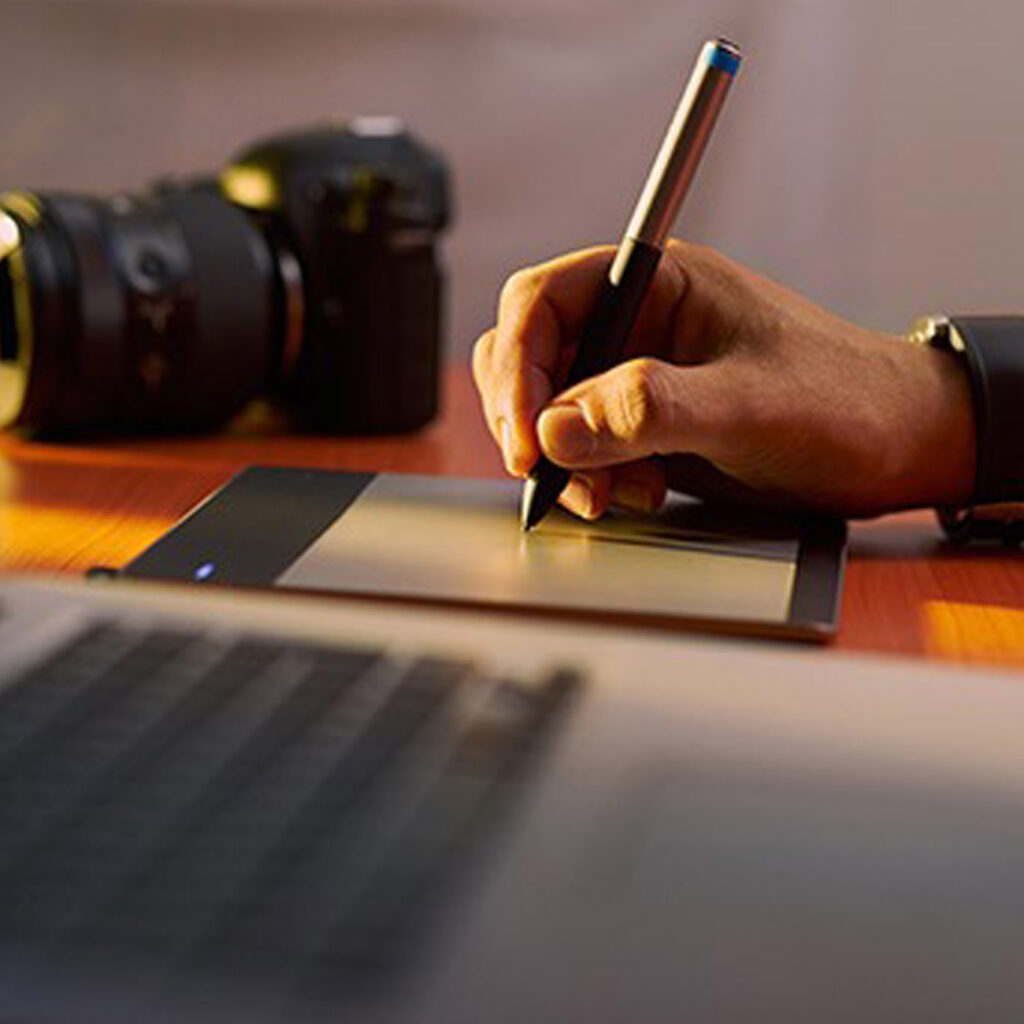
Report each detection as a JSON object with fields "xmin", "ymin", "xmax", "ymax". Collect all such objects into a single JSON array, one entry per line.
[
  {"xmin": 471, "ymin": 329, "xmax": 495, "ymax": 386},
  {"xmin": 607, "ymin": 359, "xmax": 665, "ymax": 444},
  {"xmin": 667, "ymin": 237, "xmax": 709, "ymax": 265},
  {"xmin": 688, "ymin": 240, "xmax": 721, "ymax": 266},
  {"xmin": 667, "ymin": 238, "xmax": 733, "ymax": 285},
  {"xmin": 666, "ymin": 237, "xmax": 695, "ymax": 260},
  {"xmin": 498, "ymin": 265, "xmax": 544, "ymax": 312}
]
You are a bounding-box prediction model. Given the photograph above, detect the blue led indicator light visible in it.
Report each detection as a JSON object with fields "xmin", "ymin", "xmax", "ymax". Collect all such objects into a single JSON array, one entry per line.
[{"xmin": 194, "ymin": 562, "xmax": 216, "ymax": 581}]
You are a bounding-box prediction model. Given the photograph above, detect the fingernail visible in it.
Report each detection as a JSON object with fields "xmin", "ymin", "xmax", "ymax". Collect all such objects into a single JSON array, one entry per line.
[
  {"xmin": 564, "ymin": 474, "xmax": 598, "ymax": 519},
  {"xmin": 538, "ymin": 404, "xmax": 595, "ymax": 463},
  {"xmin": 498, "ymin": 417, "xmax": 516, "ymax": 474},
  {"xmin": 612, "ymin": 480, "xmax": 659, "ymax": 513}
]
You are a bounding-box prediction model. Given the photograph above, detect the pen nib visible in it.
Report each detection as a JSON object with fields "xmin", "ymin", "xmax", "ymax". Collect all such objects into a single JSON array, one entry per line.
[{"xmin": 520, "ymin": 477, "xmax": 539, "ymax": 531}]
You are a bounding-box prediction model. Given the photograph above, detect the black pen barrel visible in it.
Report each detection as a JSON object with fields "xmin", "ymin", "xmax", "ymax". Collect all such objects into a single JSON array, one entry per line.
[
  {"xmin": 521, "ymin": 240, "xmax": 662, "ymax": 529},
  {"xmin": 564, "ymin": 239, "xmax": 662, "ymax": 386}
]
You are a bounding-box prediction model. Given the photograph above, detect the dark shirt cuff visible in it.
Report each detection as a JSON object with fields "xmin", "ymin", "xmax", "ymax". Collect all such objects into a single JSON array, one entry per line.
[{"xmin": 950, "ymin": 316, "xmax": 1024, "ymax": 503}]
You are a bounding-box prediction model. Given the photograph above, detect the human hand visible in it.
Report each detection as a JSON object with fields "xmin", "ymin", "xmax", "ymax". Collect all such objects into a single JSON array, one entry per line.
[{"xmin": 472, "ymin": 241, "xmax": 977, "ymax": 519}]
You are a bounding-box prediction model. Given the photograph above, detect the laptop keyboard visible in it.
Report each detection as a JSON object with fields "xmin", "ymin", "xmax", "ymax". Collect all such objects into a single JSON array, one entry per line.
[{"xmin": 0, "ymin": 618, "xmax": 579, "ymax": 996}]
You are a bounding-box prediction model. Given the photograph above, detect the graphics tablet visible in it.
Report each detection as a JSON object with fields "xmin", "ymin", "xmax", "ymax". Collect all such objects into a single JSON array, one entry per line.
[{"xmin": 121, "ymin": 465, "xmax": 847, "ymax": 641}]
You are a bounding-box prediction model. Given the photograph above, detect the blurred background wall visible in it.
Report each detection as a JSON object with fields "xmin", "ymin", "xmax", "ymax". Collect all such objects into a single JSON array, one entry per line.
[{"xmin": 1, "ymin": 0, "xmax": 1022, "ymax": 360}]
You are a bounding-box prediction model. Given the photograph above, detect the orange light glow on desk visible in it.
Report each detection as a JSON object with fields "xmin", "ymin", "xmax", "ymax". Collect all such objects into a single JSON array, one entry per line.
[
  {"xmin": 925, "ymin": 600, "xmax": 1024, "ymax": 668},
  {"xmin": 0, "ymin": 505, "xmax": 171, "ymax": 573}
]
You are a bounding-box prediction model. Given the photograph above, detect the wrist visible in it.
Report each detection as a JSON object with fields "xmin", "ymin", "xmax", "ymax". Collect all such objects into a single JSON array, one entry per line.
[{"xmin": 908, "ymin": 342, "xmax": 977, "ymax": 507}]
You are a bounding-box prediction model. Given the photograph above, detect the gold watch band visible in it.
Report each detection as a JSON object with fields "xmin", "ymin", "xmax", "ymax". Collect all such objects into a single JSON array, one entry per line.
[{"xmin": 906, "ymin": 315, "xmax": 966, "ymax": 354}]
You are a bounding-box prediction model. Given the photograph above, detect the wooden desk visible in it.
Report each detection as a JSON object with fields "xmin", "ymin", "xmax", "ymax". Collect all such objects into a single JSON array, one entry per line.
[{"xmin": 4, "ymin": 365, "xmax": 1024, "ymax": 669}]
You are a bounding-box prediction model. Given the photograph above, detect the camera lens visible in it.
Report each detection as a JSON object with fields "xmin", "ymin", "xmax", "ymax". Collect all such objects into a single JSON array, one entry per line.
[
  {"xmin": 0, "ymin": 212, "xmax": 26, "ymax": 424},
  {"xmin": 0, "ymin": 186, "xmax": 278, "ymax": 433},
  {"xmin": 0, "ymin": 124, "xmax": 449, "ymax": 436}
]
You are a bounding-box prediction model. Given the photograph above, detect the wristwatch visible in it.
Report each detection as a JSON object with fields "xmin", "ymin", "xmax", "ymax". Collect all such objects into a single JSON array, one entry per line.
[{"xmin": 908, "ymin": 314, "xmax": 1024, "ymax": 544}]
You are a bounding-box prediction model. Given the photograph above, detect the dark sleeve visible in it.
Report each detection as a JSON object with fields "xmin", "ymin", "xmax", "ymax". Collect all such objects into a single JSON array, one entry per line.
[{"xmin": 950, "ymin": 316, "xmax": 1024, "ymax": 502}]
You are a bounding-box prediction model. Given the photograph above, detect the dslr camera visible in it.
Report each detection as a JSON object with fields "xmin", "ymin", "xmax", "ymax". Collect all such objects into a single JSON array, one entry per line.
[{"xmin": 0, "ymin": 119, "xmax": 450, "ymax": 434}]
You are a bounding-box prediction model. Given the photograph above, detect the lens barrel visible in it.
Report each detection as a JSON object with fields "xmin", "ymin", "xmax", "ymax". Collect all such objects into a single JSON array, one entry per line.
[{"xmin": 0, "ymin": 187, "xmax": 276, "ymax": 433}]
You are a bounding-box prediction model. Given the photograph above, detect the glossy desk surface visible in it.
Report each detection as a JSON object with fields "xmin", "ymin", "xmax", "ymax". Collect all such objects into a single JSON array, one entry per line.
[{"xmin": 3, "ymin": 366, "xmax": 1024, "ymax": 670}]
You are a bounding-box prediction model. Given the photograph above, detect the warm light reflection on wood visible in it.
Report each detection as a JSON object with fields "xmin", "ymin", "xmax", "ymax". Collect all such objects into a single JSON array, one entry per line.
[
  {"xmin": 924, "ymin": 600, "xmax": 1024, "ymax": 667},
  {"xmin": 0, "ymin": 505, "xmax": 171, "ymax": 572}
]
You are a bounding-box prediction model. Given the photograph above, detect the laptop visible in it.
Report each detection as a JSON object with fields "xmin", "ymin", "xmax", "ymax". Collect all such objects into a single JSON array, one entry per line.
[{"xmin": 2, "ymin": 575, "xmax": 1024, "ymax": 1022}]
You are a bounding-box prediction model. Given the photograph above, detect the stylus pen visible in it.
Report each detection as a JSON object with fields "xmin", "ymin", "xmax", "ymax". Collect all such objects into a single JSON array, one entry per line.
[{"xmin": 520, "ymin": 38, "xmax": 742, "ymax": 531}]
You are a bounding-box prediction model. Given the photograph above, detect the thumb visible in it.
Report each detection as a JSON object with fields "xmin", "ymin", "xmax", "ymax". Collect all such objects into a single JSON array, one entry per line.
[{"xmin": 536, "ymin": 357, "xmax": 726, "ymax": 469}]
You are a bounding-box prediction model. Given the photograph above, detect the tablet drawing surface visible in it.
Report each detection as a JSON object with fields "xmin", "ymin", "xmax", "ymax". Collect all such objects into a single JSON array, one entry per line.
[{"xmin": 280, "ymin": 474, "xmax": 798, "ymax": 624}]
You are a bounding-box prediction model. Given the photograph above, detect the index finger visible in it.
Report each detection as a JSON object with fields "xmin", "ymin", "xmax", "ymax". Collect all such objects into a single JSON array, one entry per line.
[{"xmin": 474, "ymin": 247, "xmax": 615, "ymax": 476}]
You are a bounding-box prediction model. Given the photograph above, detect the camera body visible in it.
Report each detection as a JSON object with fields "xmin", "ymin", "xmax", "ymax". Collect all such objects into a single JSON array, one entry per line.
[{"xmin": 0, "ymin": 120, "xmax": 450, "ymax": 434}]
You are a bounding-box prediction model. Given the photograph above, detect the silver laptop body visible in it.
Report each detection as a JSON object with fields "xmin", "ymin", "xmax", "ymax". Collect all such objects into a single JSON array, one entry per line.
[{"xmin": 1, "ymin": 577, "xmax": 1023, "ymax": 1023}]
